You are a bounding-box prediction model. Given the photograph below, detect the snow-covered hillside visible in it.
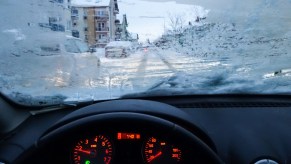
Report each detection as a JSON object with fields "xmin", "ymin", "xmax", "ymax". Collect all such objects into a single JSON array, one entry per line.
[
  {"xmin": 155, "ymin": 22, "xmax": 291, "ymax": 63},
  {"xmin": 152, "ymin": 21, "xmax": 291, "ymax": 94}
]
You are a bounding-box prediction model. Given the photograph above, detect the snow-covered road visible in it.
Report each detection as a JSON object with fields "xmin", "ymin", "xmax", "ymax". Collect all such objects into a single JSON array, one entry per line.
[
  {"xmin": 1, "ymin": 45, "xmax": 290, "ymax": 103},
  {"xmin": 0, "ymin": 47, "xmax": 224, "ymax": 101}
]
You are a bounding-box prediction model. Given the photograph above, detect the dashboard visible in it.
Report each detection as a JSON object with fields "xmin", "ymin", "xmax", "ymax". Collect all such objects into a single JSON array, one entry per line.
[
  {"xmin": 22, "ymin": 99, "xmax": 221, "ymax": 164},
  {"xmin": 56, "ymin": 131, "xmax": 183, "ymax": 164},
  {"xmin": 1, "ymin": 95, "xmax": 291, "ymax": 164}
]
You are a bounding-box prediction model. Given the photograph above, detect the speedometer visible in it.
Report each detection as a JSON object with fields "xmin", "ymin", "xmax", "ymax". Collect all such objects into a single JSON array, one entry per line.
[
  {"xmin": 72, "ymin": 135, "xmax": 113, "ymax": 164},
  {"xmin": 143, "ymin": 137, "xmax": 182, "ymax": 163}
]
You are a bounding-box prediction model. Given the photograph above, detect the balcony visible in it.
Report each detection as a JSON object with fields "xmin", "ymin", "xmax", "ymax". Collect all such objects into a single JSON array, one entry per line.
[
  {"xmin": 95, "ymin": 14, "xmax": 109, "ymax": 21},
  {"xmin": 96, "ymin": 27, "xmax": 109, "ymax": 32},
  {"xmin": 114, "ymin": 2, "xmax": 119, "ymax": 14},
  {"xmin": 71, "ymin": 15, "xmax": 79, "ymax": 20},
  {"xmin": 114, "ymin": 9, "xmax": 119, "ymax": 14}
]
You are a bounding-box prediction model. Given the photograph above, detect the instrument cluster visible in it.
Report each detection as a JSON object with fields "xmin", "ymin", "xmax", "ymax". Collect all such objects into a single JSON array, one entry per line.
[{"xmin": 72, "ymin": 132, "xmax": 183, "ymax": 164}]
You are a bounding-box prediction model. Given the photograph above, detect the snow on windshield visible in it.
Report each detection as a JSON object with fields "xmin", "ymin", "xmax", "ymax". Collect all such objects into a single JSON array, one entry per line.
[{"xmin": 0, "ymin": 0, "xmax": 291, "ymax": 105}]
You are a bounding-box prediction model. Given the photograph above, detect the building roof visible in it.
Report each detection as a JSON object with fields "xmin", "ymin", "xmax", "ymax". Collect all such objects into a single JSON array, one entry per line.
[{"xmin": 71, "ymin": 0, "xmax": 110, "ymax": 7}]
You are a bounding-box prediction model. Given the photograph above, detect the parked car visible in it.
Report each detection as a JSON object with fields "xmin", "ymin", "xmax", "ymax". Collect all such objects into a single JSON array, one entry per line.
[
  {"xmin": 105, "ymin": 41, "xmax": 134, "ymax": 58},
  {"xmin": 4, "ymin": 33, "xmax": 101, "ymax": 88},
  {"xmin": 32, "ymin": 34, "xmax": 101, "ymax": 66},
  {"xmin": 64, "ymin": 36, "xmax": 101, "ymax": 66}
]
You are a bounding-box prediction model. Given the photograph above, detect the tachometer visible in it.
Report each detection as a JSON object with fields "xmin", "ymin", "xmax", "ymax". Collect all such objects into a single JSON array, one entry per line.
[
  {"xmin": 72, "ymin": 135, "xmax": 113, "ymax": 164},
  {"xmin": 143, "ymin": 137, "xmax": 182, "ymax": 163}
]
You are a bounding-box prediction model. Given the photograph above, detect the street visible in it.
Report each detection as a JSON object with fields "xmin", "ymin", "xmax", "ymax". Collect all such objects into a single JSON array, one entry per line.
[
  {"xmin": 1, "ymin": 44, "xmax": 290, "ymax": 102},
  {"xmin": 0, "ymin": 46, "xmax": 229, "ymax": 101},
  {"xmin": 68, "ymin": 47, "xmax": 224, "ymax": 100}
]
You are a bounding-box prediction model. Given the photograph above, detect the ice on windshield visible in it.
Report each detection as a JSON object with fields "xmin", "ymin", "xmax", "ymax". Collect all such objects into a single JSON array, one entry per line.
[{"xmin": 0, "ymin": 0, "xmax": 291, "ymax": 105}]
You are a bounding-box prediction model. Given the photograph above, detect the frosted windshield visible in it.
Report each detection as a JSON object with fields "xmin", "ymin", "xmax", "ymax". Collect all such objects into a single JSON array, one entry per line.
[{"xmin": 0, "ymin": 0, "xmax": 291, "ymax": 105}]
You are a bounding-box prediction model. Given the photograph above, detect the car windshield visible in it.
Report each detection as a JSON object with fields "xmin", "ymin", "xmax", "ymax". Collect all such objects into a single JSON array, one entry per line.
[{"xmin": 1, "ymin": 0, "xmax": 291, "ymax": 106}]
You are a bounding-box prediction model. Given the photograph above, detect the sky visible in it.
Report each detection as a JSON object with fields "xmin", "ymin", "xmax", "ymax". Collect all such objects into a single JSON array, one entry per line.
[{"xmin": 116, "ymin": 0, "xmax": 208, "ymax": 42}]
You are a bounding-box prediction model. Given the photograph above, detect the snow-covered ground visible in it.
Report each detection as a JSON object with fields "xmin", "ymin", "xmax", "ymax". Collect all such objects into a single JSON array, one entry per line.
[{"xmin": 152, "ymin": 21, "xmax": 291, "ymax": 94}]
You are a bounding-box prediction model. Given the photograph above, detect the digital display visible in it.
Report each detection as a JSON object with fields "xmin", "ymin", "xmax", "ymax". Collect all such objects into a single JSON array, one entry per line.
[{"xmin": 117, "ymin": 132, "xmax": 141, "ymax": 140}]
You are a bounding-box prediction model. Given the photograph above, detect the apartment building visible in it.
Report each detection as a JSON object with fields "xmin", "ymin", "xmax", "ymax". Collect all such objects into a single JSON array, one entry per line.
[
  {"xmin": 71, "ymin": 0, "xmax": 119, "ymax": 47},
  {"xmin": 38, "ymin": 0, "xmax": 72, "ymax": 33}
]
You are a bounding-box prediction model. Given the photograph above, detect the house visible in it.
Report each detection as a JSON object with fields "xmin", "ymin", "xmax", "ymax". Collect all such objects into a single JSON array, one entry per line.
[{"xmin": 71, "ymin": 0, "xmax": 119, "ymax": 47}]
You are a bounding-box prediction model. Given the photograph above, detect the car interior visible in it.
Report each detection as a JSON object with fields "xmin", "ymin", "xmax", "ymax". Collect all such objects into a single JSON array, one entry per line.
[
  {"xmin": 1, "ymin": 94, "xmax": 291, "ymax": 164},
  {"xmin": 1, "ymin": 0, "xmax": 291, "ymax": 164}
]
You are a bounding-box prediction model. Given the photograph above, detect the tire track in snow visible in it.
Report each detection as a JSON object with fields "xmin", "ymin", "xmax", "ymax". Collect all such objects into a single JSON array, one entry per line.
[
  {"xmin": 154, "ymin": 49, "xmax": 178, "ymax": 73},
  {"xmin": 131, "ymin": 52, "xmax": 149, "ymax": 88}
]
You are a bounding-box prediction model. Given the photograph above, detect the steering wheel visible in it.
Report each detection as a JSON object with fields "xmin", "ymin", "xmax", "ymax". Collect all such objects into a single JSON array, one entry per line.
[{"xmin": 17, "ymin": 100, "xmax": 224, "ymax": 164}]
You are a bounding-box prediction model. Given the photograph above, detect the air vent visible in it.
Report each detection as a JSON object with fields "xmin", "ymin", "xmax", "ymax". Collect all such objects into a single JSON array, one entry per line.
[{"xmin": 175, "ymin": 102, "xmax": 291, "ymax": 108}]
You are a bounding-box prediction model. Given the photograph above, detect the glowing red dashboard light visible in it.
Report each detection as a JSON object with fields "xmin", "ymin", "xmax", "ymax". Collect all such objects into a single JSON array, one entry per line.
[{"xmin": 117, "ymin": 132, "xmax": 141, "ymax": 140}]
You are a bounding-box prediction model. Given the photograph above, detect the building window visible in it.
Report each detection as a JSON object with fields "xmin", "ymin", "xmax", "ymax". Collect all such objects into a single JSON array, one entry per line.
[
  {"xmin": 98, "ymin": 34, "xmax": 106, "ymax": 39},
  {"xmin": 84, "ymin": 27, "xmax": 88, "ymax": 31},
  {"xmin": 49, "ymin": 17, "xmax": 58, "ymax": 25},
  {"xmin": 98, "ymin": 22, "xmax": 105, "ymax": 28},
  {"xmin": 71, "ymin": 8, "xmax": 78, "ymax": 16},
  {"xmin": 51, "ymin": 24, "xmax": 65, "ymax": 32},
  {"xmin": 97, "ymin": 22, "xmax": 106, "ymax": 31},
  {"xmin": 72, "ymin": 30, "xmax": 79, "ymax": 38}
]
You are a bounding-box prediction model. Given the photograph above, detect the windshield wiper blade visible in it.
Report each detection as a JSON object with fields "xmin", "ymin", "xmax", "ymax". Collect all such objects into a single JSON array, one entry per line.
[
  {"xmin": 147, "ymin": 75, "xmax": 179, "ymax": 91},
  {"xmin": 63, "ymin": 98, "xmax": 95, "ymax": 106},
  {"xmin": 122, "ymin": 73, "xmax": 187, "ymax": 98},
  {"xmin": 30, "ymin": 98, "xmax": 95, "ymax": 115}
]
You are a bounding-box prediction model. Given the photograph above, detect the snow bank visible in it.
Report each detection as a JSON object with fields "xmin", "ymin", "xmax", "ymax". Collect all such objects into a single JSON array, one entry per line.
[{"xmin": 151, "ymin": 21, "xmax": 291, "ymax": 94}]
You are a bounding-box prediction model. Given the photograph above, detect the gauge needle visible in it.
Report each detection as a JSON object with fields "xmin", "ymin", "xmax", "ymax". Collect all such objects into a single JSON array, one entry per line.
[
  {"xmin": 148, "ymin": 151, "xmax": 162, "ymax": 162},
  {"xmin": 75, "ymin": 149, "xmax": 91, "ymax": 155}
]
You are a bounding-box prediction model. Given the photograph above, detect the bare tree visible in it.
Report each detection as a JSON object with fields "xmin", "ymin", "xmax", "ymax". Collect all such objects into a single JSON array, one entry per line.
[{"xmin": 167, "ymin": 12, "xmax": 185, "ymax": 34}]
